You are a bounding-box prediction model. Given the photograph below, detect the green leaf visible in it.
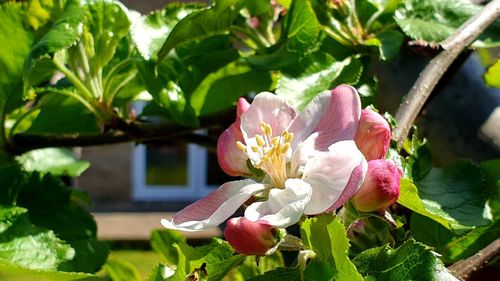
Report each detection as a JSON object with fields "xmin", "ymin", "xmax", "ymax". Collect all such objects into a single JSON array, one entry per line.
[
  {"xmin": 416, "ymin": 160, "xmax": 492, "ymax": 232},
  {"xmin": 147, "ymin": 264, "xmax": 171, "ymax": 281},
  {"xmin": 353, "ymin": 239, "xmax": 458, "ymax": 280},
  {"xmin": 303, "ymin": 258, "xmax": 335, "ymax": 281},
  {"xmin": 363, "ymin": 30, "xmax": 403, "ymax": 61},
  {"xmin": 484, "ymin": 59, "xmax": 500, "ymax": 88},
  {"xmin": 300, "ymin": 214, "xmax": 363, "ymax": 281},
  {"xmin": 190, "ymin": 62, "xmax": 273, "ymax": 116},
  {"xmin": 84, "ymin": 0, "xmax": 131, "ymax": 74},
  {"xmin": 283, "ymin": 0, "xmax": 320, "ymax": 54},
  {"xmin": 276, "ymin": 53, "xmax": 363, "ymax": 110},
  {"xmin": 0, "ymin": 205, "xmax": 75, "ymax": 270},
  {"xmin": 130, "ymin": 2, "xmax": 205, "ymax": 60},
  {"xmin": 26, "ymin": 94, "xmax": 100, "ymax": 134},
  {"xmin": 235, "ymin": 252, "xmax": 284, "ymax": 279},
  {"xmin": 158, "ymin": 0, "xmax": 240, "ymax": 60},
  {"xmin": 24, "ymin": 0, "xmax": 62, "ymax": 30},
  {"xmin": 246, "ymin": 267, "xmax": 300, "ymax": 281},
  {"xmin": 150, "ymin": 229, "xmax": 185, "ymax": 266},
  {"xmin": 16, "ymin": 148, "xmax": 90, "ymax": 177},
  {"xmin": 0, "ymin": 258, "xmax": 100, "ymax": 281},
  {"xmin": 398, "ymin": 179, "xmax": 455, "ymax": 230},
  {"xmin": 104, "ymin": 258, "xmax": 142, "ymax": 281},
  {"xmin": 395, "ymin": 0, "xmax": 500, "ymax": 47},
  {"xmin": 480, "ymin": 159, "xmax": 500, "ymax": 219},
  {"xmin": 28, "ymin": 0, "xmax": 85, "ymax": 60},
  {"xmin": 0, "ymin": 2, "xmax": 34, "ymax": 86}
]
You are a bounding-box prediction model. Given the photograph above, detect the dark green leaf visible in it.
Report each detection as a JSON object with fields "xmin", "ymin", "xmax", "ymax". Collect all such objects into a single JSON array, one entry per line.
[
  {"xmin": 247, "ymin": 267, "xmax": 300, "ymax": 281},
  {"xmin": 416, "ymin": 160, "xmax": 492, "ymax": 232},
  {"xmin": 26, "ymin": 94, "xmax": 100, "ymax": 134},
  {"xmin": 28, "ymin": 0, "xmax": 85, "ymax": 60},
  {"xmin": 363, "ymin": 30, "xmax": 403, "ymax": 61},
  {"xmin": 484, "ymin": 59, "xmax": 500, "ymax": 88},
  {"xmin": 158, "ymin": 0, "xmax": 240, "ymax": 60},
  {"xmin": 0, "ymin": 205, "xmax": 75, "ymax": 270},
  {"xmin": 395, "ymin": 0, "xmax": 500, "ymax": 48},
  {"xmin": 130, "ymin": 2, "xmax": 205, "ymax": 60},
  {"xmin": 276, "ymin": 53, "xmax": 363, "ymax": 110},
  {"xmin": 303, "ymin": 258, "xmax": 335, "ymax": 281},
  {"xmin": 104, "ymin": 258, "xmax": 142, "ymax": 281},
  {"xmin": 353, "ymin": 239, "xmax": 458, "ymax": 280},
  {"xmin": 16, "ymin": 148, "xmax": 90, "ymax": 177},
  {"xmin": 190, "ymin": 62, "xmax": 273, "ymax": 116},
  {"xmin": 283, "ymin": 0, "xmax": 320, "ymax": 54},
  {"xmin": 236, "ymin": 252, "xmax": 284, "ymax": 279},
  {"xmin": 300, "ymin": 214, "xmax": 363, "ymax": 281},
  {"xmin": 0, "ymin": 258, "xmax": 100, "ymax": 281}
]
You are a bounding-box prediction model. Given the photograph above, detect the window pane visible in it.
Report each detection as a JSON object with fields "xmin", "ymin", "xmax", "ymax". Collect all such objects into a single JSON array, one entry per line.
[{"xmin": 146, "ymin": 143, "xmax": 188, "ymax": 186}]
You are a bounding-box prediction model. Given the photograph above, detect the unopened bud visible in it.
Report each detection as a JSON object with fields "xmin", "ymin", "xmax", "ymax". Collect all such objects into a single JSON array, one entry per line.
[
  {"xmin": 224, "ymin": 217, "xmax": 277, "ymax": 256},
  {"xmin": 355, "ymin": 109, "xmax": 391, "ymax": 161},
  {"xmin": 351, "ymin": 160, "xmax": 401, "ymax": 212}
]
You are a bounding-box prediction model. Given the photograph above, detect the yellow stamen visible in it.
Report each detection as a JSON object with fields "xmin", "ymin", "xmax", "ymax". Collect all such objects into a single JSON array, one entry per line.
[
  {"xmin": 256, "ymin": 135, "xmax": 265, "ymax": 147},
  {"xmin": 236, "ymin": 141, "xmax": 247, "ymax": 151}
]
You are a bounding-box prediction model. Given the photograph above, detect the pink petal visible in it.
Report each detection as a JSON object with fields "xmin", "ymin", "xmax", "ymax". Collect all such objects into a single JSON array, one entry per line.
[
  {"xmin": 327, "ymin": 162, "xmax": 367, "ymax": 211},
  {"xmin": 244, "ymin": 179, "xmax": 312, "ymax": 228},
  {"xmin": 354, "ymin": 109, "xmax": 391, "ymax": 160},
  {"xmin": 240, "ymin": 92, "xmax": 296, "ymax": 140},
  {"xmin": 224, "ymin": 217, "xmax": 276, "ymax": 255},
  {"xmin": 217, "ymin": 98, "xmax": 251, "ymax": 176},
  {"xmin": 289, "ymin": 85, "xmax": 361, "ymax": 151},
  {"xmin": 161, "ymin": 180, "xmax": 265, "ymax": 231},
  {"xmin": 302, "ymin": 140, "xmax": 366, "ymax": 215}
]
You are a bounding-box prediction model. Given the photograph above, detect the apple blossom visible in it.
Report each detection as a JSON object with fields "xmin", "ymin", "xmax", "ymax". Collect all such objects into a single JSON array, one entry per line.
[
  {"xmin": 354, "ymin": 108, "xmax": 391, "ymax": 161},
  {"xmin": 224, "ymin": 217, "xmax": 276, "ymax": 255},
  {"xmin": 351, "ymin": 159, "xmax": 402, "ymax": 212},
  {"xmin": 161, "ymin": 85, "xmax": 367, "ymax": 231}
]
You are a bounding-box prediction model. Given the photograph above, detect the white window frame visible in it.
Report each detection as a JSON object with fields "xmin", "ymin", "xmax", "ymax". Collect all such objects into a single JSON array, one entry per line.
[{"xmin": 132, "ymin": 140, "xmax": 218, "ymax": 201}]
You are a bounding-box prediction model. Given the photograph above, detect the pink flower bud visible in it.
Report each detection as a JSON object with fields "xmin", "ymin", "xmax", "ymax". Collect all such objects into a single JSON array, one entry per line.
[
  {"xmin": 217, "ymin": 98, "xmax": 251, "ymax": 176},
  {"xmin": 224, "ymin": 217, "xmax": 276, "ymax": 256},
  {"xmin": 354, "ymin": 109, "xmax": 391, "ymax": 161},
  {"xmin": 352, "ymin": 160, "xmax": 401, "ymax": 212}
]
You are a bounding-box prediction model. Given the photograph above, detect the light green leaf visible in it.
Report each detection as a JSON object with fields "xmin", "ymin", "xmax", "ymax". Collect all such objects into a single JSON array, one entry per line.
[
  {"xmin": 24, "ymin": 0, "xmax": 62, "ymax": 30},
  {"xmin": 395, "ymin": 0, "xmax": 500, "ymax": 47},
  {"xmin": 28, "ymin": 0, "xmax": 85, "ymax": 60},
  {"xmin": 130, "ymin": 2, "xmax": 204, "ymax": 60},
  {"xmin": 0, "ymin": 205, "xmax": 75, "ymax": 270},
  {"xmin": 147, "ymin": 264, "xmax": 171, "ymax": 281},
  {"xmin": 0, "ymin": 2, "xmax": 34, "ymax": 86},
  {"xmin": 284, "ymin": 0, "xmax": 320, "ymax": 53},
  {"xmin": 0, "ymin": 258, "xmax": 100, "ymax": 281},
  {"xmin": 300, "ymin": 214, "xmax": 363, "ymax": 281},
  {"xmin": 276, "ymin": 53, "xmax": 363, "ymax": 110},
  {"xmin": 235, "ymin": 252, "xmax": 284, "ymax": 279},
  {"xmin": 303, "ymin": 259, "xmax": 335, "ymax": 281},
  {"xmin": 190, "ymin": 62, "xmax": 273, "ymax": 116},
  {"xmin": 353, "ymin": 239, "xmax": 458, "ymax": 280},
  {"xmin": 150, "ymin": 229, "xmax": 185, "ymax": 266},
  {"xmin": 398, "ymin": 179, "xmax": 454, "ymax": 230},
  {"xmin": 416, "ymin": 160, "xmax": 492, "ymax": 232},
  {"xmin": 84, "ymin": 0, "xmax": 131, "ymax": 74},
  {"xmin": 104, "ymin": 258, "xmax": 142, "ymax": 281},
  {"xmin": 158, "ymin": 0, "xmax": 240, "ymax": 60},
  {"xmin": 16, "ymin": 148, "xmax": 90, "ymax": 177},
  {"xmin": 484, "ymin": 59, "xmax": 500, "ymax": 88}
]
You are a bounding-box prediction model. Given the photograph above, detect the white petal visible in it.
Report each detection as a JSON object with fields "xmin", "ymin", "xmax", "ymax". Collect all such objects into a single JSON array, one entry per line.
[
  {"xmin": 302, "ymin": 140, "xmax": 366, "ymax": 215},
  {"xmin": 240, "ymin": 92, "xmax": 296, "ymax": 141},
  {"xmin": 244, "ymin": 179, "xmax": 312, "ymax": 228},
  {"xmin": 161, "ymin": 180, "xmax": 265, "ymax": 231},
  {"xmin": 289, "ymin": 132, "xmax": 319, "ymax": 178}
]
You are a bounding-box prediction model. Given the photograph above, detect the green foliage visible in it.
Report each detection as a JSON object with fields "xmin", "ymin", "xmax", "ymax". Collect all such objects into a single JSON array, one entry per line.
[
  {"xmin": 301, "ymin": 214, "xmax": 363, "ymax": 281},
  {"xmin": 484, "ymin": 58, "xmax": 500, "ymax": 88},
  {"xmin": 234, "ymin": 252, "xmax": 284, "ymax": 279},
  {"xmin": 104, "ymin": 258, "xmax": 142, "ymax": 281},
  {"xmin": 395, "ymin": 0, "xmax": 500, "ymax": 47},
  {"xmin": 353, "ymin": 239, "xmax": 458, "ymax": 280},
  {"xmin": 16, "ymin": 148, "xmax": 90, "ymax": 177},
  {"xmin": 149, "ymin": 229, "xmax": 244, "ymax": 281},
  {"xmin": 0, "ymin": 258, "xmax": 100, "ymax": 281}
]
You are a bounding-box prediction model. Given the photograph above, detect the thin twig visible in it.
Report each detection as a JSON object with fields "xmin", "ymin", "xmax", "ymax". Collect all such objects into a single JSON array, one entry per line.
[
  {"xmin": 392, "ymin": 0, "xmax": 500, "ymax": 148},
  {"xmin": 10, "ymin": 108, "xmax": 234, "ymax": 154},
  {"xmin": 448, "ymin": 239, "xmax": 500, "ymax": 280}
]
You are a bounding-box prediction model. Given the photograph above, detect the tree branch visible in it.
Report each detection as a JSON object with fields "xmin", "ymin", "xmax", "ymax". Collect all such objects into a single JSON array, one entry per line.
[
  {"xmin": 392, "ymin": 0, "xmax": 500, "ymax": 148},
  {"xmin": 10, "ymin": 108, "xmax": 234, "ymax": 154},
  {"xmin": 448, "ymin": 239, "xmax": 500, "ymax": 280}
]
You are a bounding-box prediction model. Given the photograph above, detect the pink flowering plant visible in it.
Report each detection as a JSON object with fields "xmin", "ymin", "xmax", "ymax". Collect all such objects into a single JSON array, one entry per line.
[{"xmin": 0, "ymin": 0, "xmax": 498, "ymax": 280}]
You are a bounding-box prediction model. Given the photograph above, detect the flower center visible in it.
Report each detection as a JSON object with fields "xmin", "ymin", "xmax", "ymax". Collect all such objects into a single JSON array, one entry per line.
[{"xmin": 237, "ymin": 122, "xmax": 294, "ymax": 188}]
